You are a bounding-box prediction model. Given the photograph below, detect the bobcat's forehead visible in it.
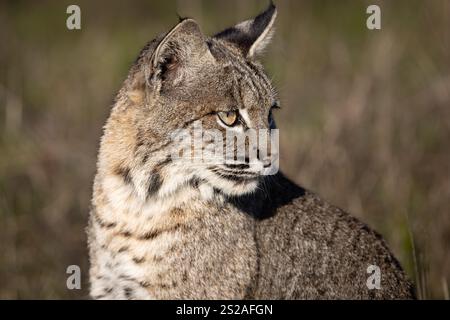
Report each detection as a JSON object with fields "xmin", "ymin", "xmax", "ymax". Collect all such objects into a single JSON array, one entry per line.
[
  {"xmin": 209, "ymin": 39, "xmax": 277, "ymax": 112},
  {"xmin": 159, "ymin": 40, "xmax": 276, "ymax": 120},
  {"xmin": 170, "ymin": 39, "xmax": 277, "ymax": 132}
]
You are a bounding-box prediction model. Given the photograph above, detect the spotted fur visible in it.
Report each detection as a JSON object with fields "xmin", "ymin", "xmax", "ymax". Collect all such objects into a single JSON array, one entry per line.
[{"xmin": 88, "ymin": 4, "xmax": 415, "ymax": 299}]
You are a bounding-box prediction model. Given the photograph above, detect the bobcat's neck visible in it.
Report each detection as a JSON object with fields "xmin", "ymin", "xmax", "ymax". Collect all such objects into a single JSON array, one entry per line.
[{"xmin": 92, "ymin": 166, "xmax": 226, "ymax": 235}]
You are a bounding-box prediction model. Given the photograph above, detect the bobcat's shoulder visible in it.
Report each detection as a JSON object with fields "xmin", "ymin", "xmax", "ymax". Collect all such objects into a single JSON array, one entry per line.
[{"xmin": 250, "ymin": 174, "xmax": 415, "ymax": 299}]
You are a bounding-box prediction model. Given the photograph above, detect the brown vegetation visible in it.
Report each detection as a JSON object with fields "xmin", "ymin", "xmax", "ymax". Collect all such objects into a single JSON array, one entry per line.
[{"xmin": 0, "ymin": 0, "xmax": 448, "ymax": 299}]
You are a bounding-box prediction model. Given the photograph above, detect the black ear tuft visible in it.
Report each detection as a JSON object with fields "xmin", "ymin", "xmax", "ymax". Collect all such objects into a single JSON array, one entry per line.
[
  {"xmin": 176, "ymin": 13, "xmax": 192, "ymax": 23},
  {"xmin": 214, "ymin": 2, "xmax": 277, "ymax": 58},
  {"xmin": 176, "ymin": 13, "xmax": 184, "ymax": 23}
]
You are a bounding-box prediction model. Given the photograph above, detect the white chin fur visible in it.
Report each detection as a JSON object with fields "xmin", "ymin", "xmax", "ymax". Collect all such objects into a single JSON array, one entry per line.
[
  {"xmin": 195, "ymin": 169, "xmax": 260, "ymax": 196},
  {"xmin": 221, "ymin": 179, "xmax": 259, "ymax": 196}
]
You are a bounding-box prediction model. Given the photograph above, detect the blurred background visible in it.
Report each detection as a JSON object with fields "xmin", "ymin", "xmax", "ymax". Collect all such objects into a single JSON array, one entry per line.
[{"xmin": 0, "ymin": 0, "xmax": 449, "ymax": 299}]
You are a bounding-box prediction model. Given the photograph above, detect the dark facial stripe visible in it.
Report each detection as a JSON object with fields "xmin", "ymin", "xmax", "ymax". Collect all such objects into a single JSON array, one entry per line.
[
  {"xmin": 135, "ymin": 136, "xmax": 175, "ymax": 164},
  {"xmin": 114, "ymin": 166, "xmax": 132, "ymax": 185},
  {"xmin": 132, "ymin": 256, "xmax": 146, "ymax": 264},
  {"xmin": 139, "ymin": 281, "xmax": 151, "ymax": 288},
  {"xmin": 155, "ymin": 156, "xmax": 172, "ymax": 168},
  {"xmin": 146, "ymin": 157, "xmax": 172, "ymax": 198},
  {"xmin": 138, "ymin": 223, "xmax": 182, "ymax": 240},
  {"xmin": 93, "ymin": 211, "xmax": 117, "ymax": 229},
  {"xmin": 147, "ymin": 171, "xmax": 162, "ymax": 197},
  {"xmin": 189, "ymin": 177, "xmax": 201, "ymax": 188},
  {"xmin": 213, "ymin": 165, "xmax": 256, "ymax": 176},
  {"xmin": 224, "ymin": 163, "xmax": 250, "ymax": 170},
  {"xmin": 180, "ymin": 110, "xmax": 218, "ymax": 129},
  {"xmin": 211, "ymin": 168, "xmax": 258, "ymax": 182}
]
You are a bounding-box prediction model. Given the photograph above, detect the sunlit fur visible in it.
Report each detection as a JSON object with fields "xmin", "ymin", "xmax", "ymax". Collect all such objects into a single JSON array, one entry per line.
[{"xmin": 88, "ymin": 4, "xmax": 414, "ymax": 300}]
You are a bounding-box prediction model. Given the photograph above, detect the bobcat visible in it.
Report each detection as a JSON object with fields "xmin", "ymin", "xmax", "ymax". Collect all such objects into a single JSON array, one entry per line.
[{"xmin": 88, "ymin": 3, "xmax": 415, "ymax": 299}]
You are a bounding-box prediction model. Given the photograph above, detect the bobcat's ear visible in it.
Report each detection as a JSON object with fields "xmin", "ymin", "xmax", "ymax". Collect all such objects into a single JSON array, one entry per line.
[
  {"xmin": 149, "ymin": 18, "xmax": 214, "ymax": 91},
  {"xmin": 214, "ymin": 2, "xmax": 277, "ymax": 58}
]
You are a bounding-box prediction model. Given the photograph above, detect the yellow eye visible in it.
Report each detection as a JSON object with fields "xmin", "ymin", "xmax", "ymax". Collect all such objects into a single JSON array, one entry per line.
[{"xmin": 217, "ymin": 111, "xmax": 238, "ymax": 127}]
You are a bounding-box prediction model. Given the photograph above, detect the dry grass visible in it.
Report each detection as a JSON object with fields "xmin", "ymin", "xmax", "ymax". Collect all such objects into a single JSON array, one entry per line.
[{"xmin": 0, "ymin": 0, "xmax": 449, "ymax": 299}]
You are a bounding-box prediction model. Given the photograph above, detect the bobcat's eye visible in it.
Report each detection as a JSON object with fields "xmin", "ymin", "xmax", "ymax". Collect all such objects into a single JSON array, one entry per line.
[{"xmin": 217, "ymin": 111, "xmax": 238, "ymax": 127}]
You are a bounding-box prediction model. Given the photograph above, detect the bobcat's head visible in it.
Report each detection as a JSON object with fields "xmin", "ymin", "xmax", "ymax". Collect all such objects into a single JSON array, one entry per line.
[{"xmin": 102, "ymin": 3, "xmax": 279, "ymax": 200}]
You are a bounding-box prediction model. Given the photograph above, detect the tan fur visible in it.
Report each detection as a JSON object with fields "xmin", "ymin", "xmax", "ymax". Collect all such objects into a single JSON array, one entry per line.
[{"xmin": 88, "ymin": 4, "xmax": 415, "ymax": 299}]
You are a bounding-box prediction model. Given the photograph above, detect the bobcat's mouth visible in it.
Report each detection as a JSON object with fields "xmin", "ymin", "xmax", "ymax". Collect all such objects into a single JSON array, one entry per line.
[
  {"xmin": 210, "ymin": 166, "xmax": 260, "ymax": 182},
  {"xmin": 198, "ymin": 164, "xmax": 261, "ymax": 196}
]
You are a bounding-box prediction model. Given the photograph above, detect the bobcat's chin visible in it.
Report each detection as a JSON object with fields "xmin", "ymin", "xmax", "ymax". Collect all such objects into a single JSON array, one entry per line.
[
  {"xmin": 194, "ymin": 167, "xmax": 261, "ymax": 196},
  {"xmin": 212, "ymin": 177, "xmax": 260, "ymax": 196}
]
